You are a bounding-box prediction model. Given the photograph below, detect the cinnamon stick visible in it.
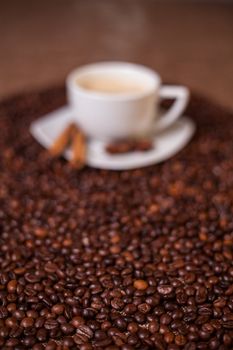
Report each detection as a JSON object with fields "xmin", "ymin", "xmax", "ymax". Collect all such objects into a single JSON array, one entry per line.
[
  {"xmin": 49, "ymin": 122, "xmax": 87, "ymax": 168},
  {"xmin": 49, "ymin": 123, "xmax": 78, "ymax": 156},
  {"xmin": 70, "ymin": 130, "xmax": 86, "ymax": 169}
]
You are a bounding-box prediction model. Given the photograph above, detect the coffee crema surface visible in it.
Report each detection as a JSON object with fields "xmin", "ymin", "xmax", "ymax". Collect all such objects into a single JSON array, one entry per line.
[{"xmin": 77, "ymin": 76, "xmax": 146, "ymax": 94}]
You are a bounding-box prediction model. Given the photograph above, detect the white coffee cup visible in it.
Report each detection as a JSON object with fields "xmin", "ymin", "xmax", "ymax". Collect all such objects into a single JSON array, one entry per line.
[{"xmin": 66, "ymin": 62, "xmax": 189, "ymax": 141}]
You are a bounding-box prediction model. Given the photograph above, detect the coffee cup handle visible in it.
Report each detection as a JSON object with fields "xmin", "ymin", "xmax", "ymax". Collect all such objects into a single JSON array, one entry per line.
[{"xmin": 155, "ymin": 86, "xmax": 190, "ymax": 132}]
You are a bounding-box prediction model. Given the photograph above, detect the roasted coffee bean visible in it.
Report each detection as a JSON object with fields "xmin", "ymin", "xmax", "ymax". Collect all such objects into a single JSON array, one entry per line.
[
  {"xmin": 5, "ymin": 316, "xmax": 18, "ymax": 328},
  {"xmin": 133, "ymin": 280, "xmax": 148, "ymax": 290},
  {"xmin": 27, "ymin": 310, "xmax": 38, "ymax": 319},
  {"xmin": 44, "ymin": 319, "xmax": 59, "ymax": 330},
  {"xmin": 223, "ymin": 320, "xmax": 233, "ymax": 329},
  {"xmin": 33, "ymin": 344, "xmax": 45, "ymax": 350},
  {"xmin": 195, "ymin": 287, "xmax": 207, "ymax": 304},
  {"xmin": 5, "ymin": 338, "xmax": 20, "ymax": 347},
  {"xmin": 209, "ymin": 338, "xmax": 221, "ymax": 349},
  {"xmin": 7, "ymin": 280, "xmax": 17, "ymax": 293},
  {"xmin": 74, "ymin": 325, "xmax": 93, "ymax": 344},
  {"xmin": 114, "ymin": 317, "xmax": 127, "ymax": 330},
  {"xmin": 36, "ymin": 328, "xmax": 47, "ymax": 342},
  {"xmin": 20, "ymin": 317, "xmax": 34, "ymax": 328},
  {"xmin": 127, "ymin": 322, "xmax": 138, "ymax": 333},
  {"xmin": 164, "ymin": 331, "xmax": 174, "ymax": 344},
  {"xmin": 222, "ymin": 314, "xmax": 233, "ymax": 322},
  {"xmin": 160, "ymin": 314, "xmax": 172, "ymax": 325},
  {"xmin": 196, "ymin": 315, "xmax": 210, "ymax": 325},
  {"xmin": 93, "ymin": 337, "xmax": 112, "ymax": 347},
  {"xmin": 71, "ymin": 316, "xmax": 85, "ymax": 328},
  {"xmin": 9, "ymin": 325, "xmax": 23, "ymax": 338},
  {"xmin": 35, "ymin": 317, "xmax": 45, "ymax": 328},
  {"xmin": 0, "ymin": 306, "xmax": 8, "ymax": 319},
  {"xmin": 183, "ymin": 312, "xmax": 197, "ymax": 323},
  {"xmin": 94, "ymin": 329, "xmax": 107, "ymax": 340},
  {"xmin": 61, "ymin": 323, "xmax": 75, "ymax": 335},
  {"xmin": 176, "ymin": 292, "xmax": 188, "ymax": 305},
  {"xmin": 122, "ymin": 345, "xmax": 134, "ymax": 350},
  {"xmin": 175, "ymin": 334, "xmax": 187, "ymax": 346},
  {"xmin": 225, "ymin": 285, "xmax": 233, "ymax": 296},
  {"xmin": 148, "ymin": 320, "xmax": 159, "ymax": 333},
  {"xmin": 22, "ymin": 335, "xmax": 36, "ymax": 347},
  {"xmin": 51, "ymin": 304, "xmax": 64, "ymax": 315},
  {"xmin": 138, "ymin": 303, "xmax": 151, "ymax": 314},
  {"xmin": 134, "ymin": 311, "xmax": 146, "ymax": 324},
  {"xmin": 63, "ymin": 335, "xmax": 75, "ymax": 347},
  {"xmin": 213, "ymin": 297, "xmax": 226, "ymax": 308},
  {"xmin": 153, "ymin": 334, "xmax": 166, "ymax": 350},
  {"xmin": 111, "ymin": 298, "xmax": 124, "ymax": 310},
  {"xmin": 184, "ymin": 342, "xmax": 196, "ymax": 350},
  {"xmin": 157, "ymin": 285, "xmax": 173, "ymax": 295},
  {"xmin": 145, "ymin": 295, "xmax": 160, "ymax": 307},
  {"xmin": 13, "ymin": 310, "xmax": 25, "ymax": 320},
  {"xmin": 198, "ymin": 305, "xmax": 212, "ymax": 316},
  {"xmin": 45, "ymin": 340, "xmax": 57, "ymax": 350},
  {"xmin": 124, "ymin": 304, "xmax": 137, "ymax": 315},
  {"xmin": 25, "ymin": 273, "xmax": 41, "ymax": 283},
  {"xmin": 0, "ymin": 326, "xmax": 9, "ymax": 338}
]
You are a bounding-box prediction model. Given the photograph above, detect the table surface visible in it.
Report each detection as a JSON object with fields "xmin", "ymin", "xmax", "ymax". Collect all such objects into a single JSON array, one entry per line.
[{"xmin": 0, "ymin": 0, "xmax": 233, "ymax": 109}]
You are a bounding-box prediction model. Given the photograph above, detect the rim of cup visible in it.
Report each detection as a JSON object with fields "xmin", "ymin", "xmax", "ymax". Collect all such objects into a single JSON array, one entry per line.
[{"xmin": 66, "ymin": 61, "xmax": 161, "ymax": 101}]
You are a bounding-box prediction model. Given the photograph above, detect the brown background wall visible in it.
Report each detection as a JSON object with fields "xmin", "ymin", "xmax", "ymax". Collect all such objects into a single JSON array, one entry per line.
[{"xmin": 0, "ymin": 0, "xmax": 232, "ymax": 109}]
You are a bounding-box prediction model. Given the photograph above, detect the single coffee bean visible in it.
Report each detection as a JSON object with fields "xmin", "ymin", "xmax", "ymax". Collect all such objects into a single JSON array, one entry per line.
[
  {"xmin": 160, "ymin": 314, "xmax": 172, "ymax": 325},
  {"xmin": 111, "ymin": 298, "xmax": 124, "ymax": 310},
  {"xmin": 175, "ymin": 334, "xmax": 187, "ymax": 346},
  {"xmin": 75, "ymin": 324, "xmax": 93, "ymax": 344},
  {"xmin": 63, "ymin": 336, "xmax": 75, "ymax": 347},
  {"xmin": 45, "ymin": 340, "xmax": 57, "ymax": 350},
  {"xmin": 71, "ymin": 316, "xmax": 85, "ymax": 328},
  {"xmin": 44, "ymin": 319, "xmax": 58, "ymax": 330},
  {"xmin": 20, "ymin": 317, "xmax": 34, "ymax": 328},
  {"xmin": 195, "ymin": 287, "xmax": 207, "ymax": 304},
  {"xmin": 27, "ymin": 310, "xmax": 38, "ymax": 319},
  {"xmin": 124, "ymin": 304, "xmax": 137, "ymax": 315},
  {"xmin": 9, "ymin": 325, "xmax": 23, "ymax": 338},
  {"xmin": 5, "ymin": 338, "xmax": 20, "ymax": 347},
  {"xmin": 36, "ymin": 328, "xmax": 47, "ymax": 342},
  {"xmin": 164, "ymin": 331, "xmax": 174, "ymax": 343},
  {"xmin": 7, "ymin": 280, "xmax": 17, "ymax": 293},
  {"xmin": 0, "ymin": 306, "xmax": 8, "ymax": 319},
  {"xmin": 51, "ymin": 304, "xmax": 64, "ymax": 315},
  {"xmin": 213, "ymin": 297, "xmax": 226, "ymax": 308},
  {"xmin": 61, "ymin": 323, "xmax": 75, "ymax": 335},
  {"xmin": 127, "ymin": 322, "xmax": 138, "ymax": 333},
  {"xmin": 115, "ymin": 317, "xmax": 127, "ymax": 330},
  {"xmin": 141, "ymin": 300, "xmax": 152, "ymax": 311},
  {"xmin": 5, "ymin": 316, "xmax": 18, "ymax": 328},
  {"xmin": 22, "ymin": 335, "xmax": 36, "ymax": 347},
  {"xmin": 209, "ymin": 338, "xmax": 220, "ymax": 349},
  {"xmin": 157, "ymin": 285, "xmax": 173, "ymax": 295},
  {"xmin": 148, "ymin": 320, "xmax": 159, "ymax": 333},
  {"xmin": 13, "ymin": 310, "xmax": 25, "ymax": 320},
  {"xmin": 225, "ymin": 285, "xmax": 233, "ymax": 296},
  {"xmin": 133, "ymin": 280, "xmax": 148, "ymax": 290}
]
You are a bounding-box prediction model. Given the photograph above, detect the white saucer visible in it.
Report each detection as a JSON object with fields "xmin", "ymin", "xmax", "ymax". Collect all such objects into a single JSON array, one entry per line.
[{"xmin": 30, "ymin": 106, "xmax": 195, "ymax": 170}]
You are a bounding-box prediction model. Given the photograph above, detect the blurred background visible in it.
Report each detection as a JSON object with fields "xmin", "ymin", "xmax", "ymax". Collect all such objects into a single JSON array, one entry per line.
[{"xmin": 0, "ymin": 0, "xmax": 232, "ymax": 109}]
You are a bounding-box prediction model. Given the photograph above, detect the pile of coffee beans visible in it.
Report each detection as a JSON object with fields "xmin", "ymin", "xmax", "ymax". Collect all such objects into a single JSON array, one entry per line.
[{"xmin": 0, "ymin": 86, "xmax": 233, "ymax": 349}]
